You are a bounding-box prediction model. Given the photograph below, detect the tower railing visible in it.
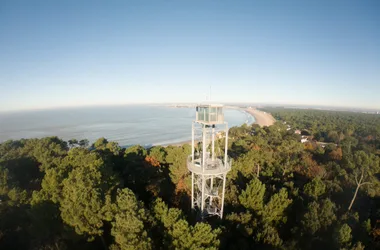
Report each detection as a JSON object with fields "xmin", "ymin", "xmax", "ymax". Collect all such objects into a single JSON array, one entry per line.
[{"xmin": 187, "ymin": 155, "xmax": 232, "ymax": 174}]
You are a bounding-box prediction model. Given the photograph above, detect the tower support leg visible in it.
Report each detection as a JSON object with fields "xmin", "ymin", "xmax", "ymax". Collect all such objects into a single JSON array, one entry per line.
[
  {"xmin": 202, "ymin": 125, "xmax": 206, "ymax": 172},
  {"xmin": 221, "ymin": 174, "xmax": 227, "ymax": 218},
  {"xmin": 212, "ymin": 126, "xmax": 215, "ymax": 161},
  {"xmin": 201, "ymin": 175, "xmax": 205, "ymax": 217},
  {"xmin": 224, "ymin": 123, "xmax": 228, "ymax": 168},
  {"xmin": 191, "ymin": 172, "xmax": 194, "ymax": 208},
  {"xmin": 192, "ymin": 122, "xmax": 194, "ymax": 163},
  {"xmin": 210, "ymin": 176, "xmax": 213, "ymax": 207}
]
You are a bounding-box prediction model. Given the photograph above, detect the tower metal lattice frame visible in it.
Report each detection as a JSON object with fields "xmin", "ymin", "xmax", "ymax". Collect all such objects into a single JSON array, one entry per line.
[{"xmin": 187, "ymin": 104, "xmax": 232, "ymax": 218}]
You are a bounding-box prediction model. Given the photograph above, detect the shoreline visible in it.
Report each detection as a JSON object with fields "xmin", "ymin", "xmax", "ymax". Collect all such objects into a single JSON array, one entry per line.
[
  {"xmin": 160, "ymin": 140, "xmax": 196, "ymax": 147},
  {"xmin": 156, "ymin": 108, "xmax": 276, "ymax": 147},
  {"xmin": 245, "ymin": 108, "xmax": 276, "ymax": 127}
]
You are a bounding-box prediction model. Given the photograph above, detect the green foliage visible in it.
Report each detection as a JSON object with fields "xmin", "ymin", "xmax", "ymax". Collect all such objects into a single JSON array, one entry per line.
[
  {"xmin": 363, "ymin": 219, "xmax": 371, "ymax": 233},
  {"xmin": 28, "ymin": 201, "xmax": 66, "ymax": 248},
  {"xmin": 165, "ymin": 145, "xmax": 191, "ymax": 186},
  {"xmin": 148, "ymin": 146, "xmax": 167, "ymax": 164},
  {"xmin": 111, "ymin": 188, "xmax": 152, "ymax": 250},
  {"xmin": 0, "ymin": 108, "xmax": 379, "ymax": 249},
  {"xmin": 276, "ymin": 139, "xmax": 304, "ymax": 176},
  {"xmin": 93, "ymin": 137, "xmax": 121, "ymax": 155},
  {"xmin": 27, "ymin": 137, "xmax": 67, "ymax": 165},
  {"xmin": 59, "ymin": 148, "xmax": 119, "ymax": 238},
  {"xmin": 93, "ymin": 137, "xmax": 109, "ymax": 150},
  {"xmin": 265, "ymin": 108, "xmax": 380, "ymax": 146},
  {"xmin": 232, "ymin": 150, "xmax": 274, "ymax": 178},
  {"xmin": 261, "ymin": 188, "xmax": 292, "ymax": 224},
  {"xmin": 256, "ymin": 224, "xmax": 283, "ymax": 247},
  {"xmin": 125, "ymin": 145, "xmax": 147, "ymax": 160},
  {"xmin": 230, "ymin": 180, "xmax": 291, "ymax": 248},
  {"xmin": 60, "ymin": 167, "xmax": 105, "ymax": 237},
  {"xmin": 351, "ymin": 241, "xmax": 365, "ymax": 250},
  {"xmin": 32, "ymin": 167, "xmax": 64, "ymax": 204},
  {"xmin": 170, "ymin": 220, "xmax": 221, "ymax": 250},
  {"xmin": 153, "ymin": 198, "xmax": 221, "ymax": 249},
  {"xmin": 304, "ymin": 178, "xmax": 326, "ymax": 199},
  {"xmin": 302, "ymin": 199, "xmax": 337, "ymax": 234},
  {"xmin": 337, "ymin": 223, "xmax": 352, "ymax": 246},
  {"xmin": 239, "ymin": 178, "xmax": 265, "ymax": 211},
  {"xmin": 225, "ymin": 212, "xmax": 254, "ymax": 236},
  {"xmin": 301, "ymin": 201, "xmax": 321, "ymax": 235},
  {"xmin": 349, "ymin": 151, "xmax": 380, "ymax": 199},
  {"xmin": 7, "ymin": 187, "xmax": 28, "ymax": 205},
  {"xmin": 70, "ymin": 138, "xmax": 89, "ymax": 148},
  {"xmin": 0, "ymin": 166, "xmax": 9, "ymax": 195}
]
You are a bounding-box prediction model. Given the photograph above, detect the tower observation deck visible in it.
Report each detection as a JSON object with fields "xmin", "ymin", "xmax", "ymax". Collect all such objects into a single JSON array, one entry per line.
[{"xmin": 188, "ymin": 103, "xmax": 232, "ymax": 218}]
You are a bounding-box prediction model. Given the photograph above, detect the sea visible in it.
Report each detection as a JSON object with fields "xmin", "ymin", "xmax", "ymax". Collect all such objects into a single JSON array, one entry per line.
[{"xmin": 0, "ymin": 105, "xmax": 255, "ymax": 147}]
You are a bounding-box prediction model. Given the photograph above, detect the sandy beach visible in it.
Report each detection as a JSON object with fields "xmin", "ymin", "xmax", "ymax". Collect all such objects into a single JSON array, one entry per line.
[
  {"xmin": 163, "ymin": 109, "xmax": 276, "ymax": 147},
  {"xmin": 245, "ymin": 108, "xmax": 276, "ymax": 127},
  {"xmin": 156, "ymin": 108, "xmax": 276, "ymax": 147}
]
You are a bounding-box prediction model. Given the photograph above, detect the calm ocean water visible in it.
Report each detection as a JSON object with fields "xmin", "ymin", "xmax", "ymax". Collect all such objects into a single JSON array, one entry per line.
[{"xmin": 0, "ymin": 105, "xmax": 254, "ymax": 147}]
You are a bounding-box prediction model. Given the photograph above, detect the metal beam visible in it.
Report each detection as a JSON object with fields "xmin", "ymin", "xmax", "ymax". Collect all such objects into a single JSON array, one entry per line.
[
  {"xmin": 191, "ymin": 172, "xmax": 194, "ymax": 208},
  {"xmin": 212, "ymin": 126, "xmax": 215, "ymax": 161},
  {"xmin": 201, "ymin": 175, "xmax": 205, "ymax": 216},
  {"xmin": 202, "ymin": 124, "xmax": 206, "ymax": 173},
  {"xmin": 224, "ymin": 122, "xmax": 229, "ymax": 168},
  {"xmin": 221, "ymin": 174, "xmax": 227, "ymax": 218},
  {"xmin": 210, "ymin": 176, "xmax": 214, "ymax": 206},
  {"xmin": 191, "ymin": 122, "xmax": 194, "ymax": 163}
]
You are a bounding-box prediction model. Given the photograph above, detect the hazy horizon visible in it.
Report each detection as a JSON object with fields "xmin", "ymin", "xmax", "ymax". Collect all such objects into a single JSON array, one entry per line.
[
  {"xmin": 1, "ymin": 102, "xmax": 378, "ymax": 114},
  {"xmin": 1, "ymin": 1, "xmax": 379, "ymax": 111}
]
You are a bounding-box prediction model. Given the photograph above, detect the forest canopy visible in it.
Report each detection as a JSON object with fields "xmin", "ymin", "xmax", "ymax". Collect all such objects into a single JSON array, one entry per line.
[{"xmin": 0, "ymin": 109, "xmax": 379, "ymax": 249}]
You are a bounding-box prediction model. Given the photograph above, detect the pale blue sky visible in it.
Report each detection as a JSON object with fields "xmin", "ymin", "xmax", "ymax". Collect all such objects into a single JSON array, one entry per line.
[{"xmin": 0, "ymin": 0, "xmax": 379, "ymax": 111}]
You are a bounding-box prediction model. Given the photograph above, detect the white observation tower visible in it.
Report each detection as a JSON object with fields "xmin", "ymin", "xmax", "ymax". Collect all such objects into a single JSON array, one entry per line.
[{"xmin": 188, "ymin": 103, "xmax": 232, "ymax": 218}]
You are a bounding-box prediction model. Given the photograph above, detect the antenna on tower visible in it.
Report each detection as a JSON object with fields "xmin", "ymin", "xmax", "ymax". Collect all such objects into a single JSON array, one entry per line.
[
  {"xmin": 203, "ymin": 93, "xmax": 208, "ymax": 101},
  {"xmin": 202, "ymin": 86, "xmax": 212, "ymax": 102}
]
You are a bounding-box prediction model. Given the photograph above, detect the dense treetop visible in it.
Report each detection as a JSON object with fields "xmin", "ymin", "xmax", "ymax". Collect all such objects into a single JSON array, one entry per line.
[{"xmin": 0, "ymin": 109, "xmax": 379, "ymax": 249}]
